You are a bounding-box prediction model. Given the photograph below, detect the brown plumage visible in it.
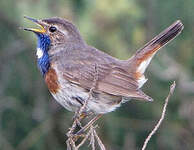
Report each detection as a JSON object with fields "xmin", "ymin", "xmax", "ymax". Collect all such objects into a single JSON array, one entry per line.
[
  {"xmin": 24, "ymin": 17, "xmax": 184, "ymax": 114},
  {"xmin": 45, "ymin": 68, "xmax": 60, "ymax": 94}
]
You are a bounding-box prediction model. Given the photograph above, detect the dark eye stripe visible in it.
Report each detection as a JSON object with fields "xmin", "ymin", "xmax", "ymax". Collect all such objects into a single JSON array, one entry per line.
[{"xmin": 49, "ymin": 26, "xmax": 57, "ymax": 32}]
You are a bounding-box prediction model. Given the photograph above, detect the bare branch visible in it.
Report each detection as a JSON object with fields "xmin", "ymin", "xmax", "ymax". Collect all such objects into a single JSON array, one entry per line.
[
  {"xmin": 66, "ymin": 64, "xmax": 105, "ymax": 150},
  {"xmin": 89, "ymin": 126, "xmax": 96, "ymax": 150},
  {"xmin": 76, "ymin": 129, "xmax": 91, "ymax": 149},
  {"xmin": 142, "ymin": 81, "xmax": 176, "ymax": 150},
  {"xmin": 93, "ymin": 128, "xmax": 106, "ymax": 150},
  {"xmin": 66, "ymin": 65, "xmax": 175, "ymax": 150}
]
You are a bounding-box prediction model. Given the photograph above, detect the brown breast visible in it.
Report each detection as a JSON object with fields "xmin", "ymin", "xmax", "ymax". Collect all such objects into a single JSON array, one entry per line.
[{"xmin": 45, "ymin": 68, "xmax": 60, "ymax": 94}]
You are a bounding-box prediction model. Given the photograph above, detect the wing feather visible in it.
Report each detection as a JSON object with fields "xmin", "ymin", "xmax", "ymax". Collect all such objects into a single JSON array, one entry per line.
[{"xmin": 50, "ymin": 46, "xmax": 152, "ymax": 101}]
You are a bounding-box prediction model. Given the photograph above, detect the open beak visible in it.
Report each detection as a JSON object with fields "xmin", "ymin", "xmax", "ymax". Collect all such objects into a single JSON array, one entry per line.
[{"xmin": 23, "ymin": 16, "xmax": 46, "ymax": 33}]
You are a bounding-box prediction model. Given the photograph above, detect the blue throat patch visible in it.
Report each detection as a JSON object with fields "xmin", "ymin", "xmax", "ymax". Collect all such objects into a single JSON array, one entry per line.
[{"xmin": 36, "ymin": 33, "xmax": 51, "ymax": 76}]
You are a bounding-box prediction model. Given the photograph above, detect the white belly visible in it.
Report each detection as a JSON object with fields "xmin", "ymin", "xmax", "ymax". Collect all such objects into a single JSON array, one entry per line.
[{"xmin": 51, "ymin": 79, "xmax": 121, "ymax": 114}]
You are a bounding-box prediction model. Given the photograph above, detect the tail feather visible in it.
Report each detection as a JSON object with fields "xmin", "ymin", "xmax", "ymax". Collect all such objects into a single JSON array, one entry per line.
[{"xmin": 128, "ymin": 20, "xmax": 184, "ymax": 88}]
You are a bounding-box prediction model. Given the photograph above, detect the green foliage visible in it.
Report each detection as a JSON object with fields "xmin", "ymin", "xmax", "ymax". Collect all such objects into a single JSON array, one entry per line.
[{"xmin": 0, "ymin": 0, "xmax": 194, "ymax": 150}]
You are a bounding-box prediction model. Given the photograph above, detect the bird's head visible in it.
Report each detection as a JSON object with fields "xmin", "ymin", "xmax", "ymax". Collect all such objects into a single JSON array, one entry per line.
[
  {"xmin": 24, "ymin": 16, "xmax": 84, "ymax": 47},
  {"xmin": 23, "ymin": 16, "xmax": 85, "ymax": 75}
]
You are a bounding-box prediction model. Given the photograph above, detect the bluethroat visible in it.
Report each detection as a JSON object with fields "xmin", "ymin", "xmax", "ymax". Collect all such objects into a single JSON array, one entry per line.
[{"xmin": 24, "ymin": 16, "xmax": 183, "ymax": 115}]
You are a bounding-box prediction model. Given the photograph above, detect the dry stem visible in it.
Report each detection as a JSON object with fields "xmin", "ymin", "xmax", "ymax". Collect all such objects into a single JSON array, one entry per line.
[
  {"xmin": 141, "ymin": 81, "xmax": 176, "ymax": 150},
  {"xmin": 66, "ymin": 64, "xmax": 105, "ymax": 150},
  {"xmin": 66, "ymin": 65, "xmax": 175, "ymax": 150}
]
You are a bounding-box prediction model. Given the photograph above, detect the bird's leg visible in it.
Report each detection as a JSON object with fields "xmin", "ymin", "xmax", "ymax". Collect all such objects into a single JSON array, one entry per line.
[
  {"xmin": 76, "ymin": 64, "xmax": 99, "ymax": 122},
  {"xmin": 67, "ymin": 111, "xmax": 89, "ymax": 140},
  {"xmin": 73, "ymin": 64, "xmax": 99, "ymax": 136},
  {"xmin": 67, "ymin": 98, "xmax": 92, "ymax": 140},
  {"xmin": 67, "ymin": 108, "xmax": 93, "ymax": 141},
  {"xmin": 67, "ymin": 101, "xmax": 91, "ymax": 140},
  {"xmin": 67, "ymin": 64, "xmax": 99, "ymax": 141},
  {"xmin": 66, "ymin": 119, "xmax": 78, "ymax": 138},
  {"xmin": 72, "ymin": 109, "xmax": 87, "ymax": 128}
]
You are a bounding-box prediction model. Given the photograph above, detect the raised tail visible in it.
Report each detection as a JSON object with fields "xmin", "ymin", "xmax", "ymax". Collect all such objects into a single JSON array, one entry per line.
[{"xmin": 128, "ymin": 20, "xmax": 184, "ymax": 88}]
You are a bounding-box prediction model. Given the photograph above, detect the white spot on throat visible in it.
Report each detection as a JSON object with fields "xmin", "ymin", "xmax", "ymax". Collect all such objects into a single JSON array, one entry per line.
[{"xmin": 36, "ymin": 48, "xmax": 43, "ymax": 59}]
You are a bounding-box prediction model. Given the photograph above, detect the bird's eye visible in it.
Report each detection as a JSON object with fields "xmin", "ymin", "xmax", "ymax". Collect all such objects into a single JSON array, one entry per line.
[{"xmin": 49, "ymin": 26, "xmax": 57, "ymax": 32}]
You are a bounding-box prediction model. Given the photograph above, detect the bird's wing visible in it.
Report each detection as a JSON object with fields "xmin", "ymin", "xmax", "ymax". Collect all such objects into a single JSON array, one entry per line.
[{"xmin": 51, "ymin": 47, "xmax": 152, "ymax": 101}]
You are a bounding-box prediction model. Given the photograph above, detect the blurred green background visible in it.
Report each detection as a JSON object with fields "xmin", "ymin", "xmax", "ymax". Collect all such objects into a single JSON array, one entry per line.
[{"xmin": 0, "ymin": 0, "xmax": 194, "ymax": 150}]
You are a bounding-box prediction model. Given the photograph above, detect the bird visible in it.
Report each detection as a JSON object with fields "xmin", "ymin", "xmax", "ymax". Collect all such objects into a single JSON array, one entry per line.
[{"xmin": 24, "ymin": 16, "xmax": 183, "ymax": 115}]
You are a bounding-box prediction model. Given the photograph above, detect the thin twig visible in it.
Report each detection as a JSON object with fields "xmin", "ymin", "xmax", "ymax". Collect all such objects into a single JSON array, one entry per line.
[
  {"xmin": 76, "ymin": 114, "xmax": 102, "ymax": 135},
  {"xmin": 76, "ymin": 130, "xmax": 91, "ymax": 149},
  {"xmin": 141, "ymin": 81, "xmax": 176, "ymax": 150},
  {"xmin": 89, "ymin": 126, "xmax": 96, "ymax": 150},
  {"xmin": 68, "ymin": 64, "xmax": 99, "ymax": 137},
  {"xmin": 70, "ymin": 138, "xmax": 78, "ymax": 150},
  {"xmin": 66, "ymin": 64, "xmax": 100, "ymax": 149},
  {"xmin": 93, "ymin": 128, "xmax": 106, "ymax": 150},
  {"xmin": 66, "ymin": 139, "xmax": 71, "ymax": 150}
]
